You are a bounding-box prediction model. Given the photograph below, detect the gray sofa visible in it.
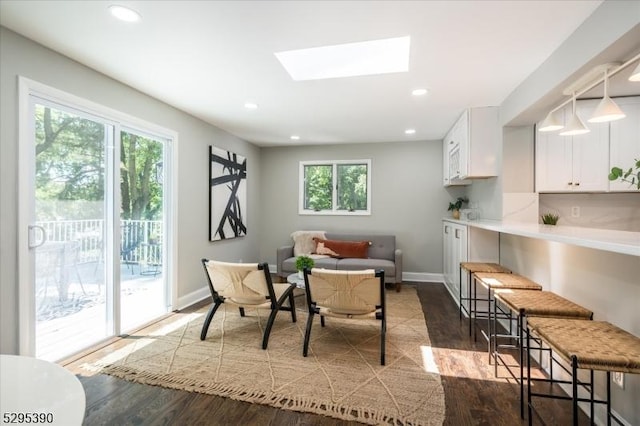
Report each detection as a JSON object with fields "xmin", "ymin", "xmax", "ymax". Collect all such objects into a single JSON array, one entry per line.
[{"xmin": 277, "ymin": 232, "xmax": 403, "ymax": 291}]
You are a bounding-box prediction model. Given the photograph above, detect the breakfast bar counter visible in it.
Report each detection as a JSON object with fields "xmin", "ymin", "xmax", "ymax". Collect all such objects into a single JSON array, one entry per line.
[{"xmin": 442, "ymin": 218, "xmax": 640, "ymax": 257}]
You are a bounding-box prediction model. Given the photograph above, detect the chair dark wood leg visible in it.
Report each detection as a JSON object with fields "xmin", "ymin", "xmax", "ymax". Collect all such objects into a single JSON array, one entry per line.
[
  {"xmin": 262, "ymin": 306, "xmax": 281, "ymax": 350},
  {"xmin": 303, "ymin": 312, "xmax": 314, "ymax": 357},
  {"xmin": 200, "ymin": 302, "xmax": 222, "ymax": 340},
  {"xmin": 320, "ymin": 315, "xmax": 325, "ymax": 327},
  {"xmin": 395, "ymin": 282, "xmax": 401, "ymax": 292},
  {"xmin": 381, "ymin": 317, "xmax": 386, "ymax": 365},
  {"xmin": 288, "ymin": 292, "xmax": 297, "ymax": 323},
  {"xmin": 239, "ymin": 307, "xmax": 245, "ymax": 317}
]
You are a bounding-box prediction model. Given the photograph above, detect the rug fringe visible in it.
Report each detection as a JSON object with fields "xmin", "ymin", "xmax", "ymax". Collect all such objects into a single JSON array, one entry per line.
[{"xmin": 101, "ymin": 365, "xmax": 429, "ymax": 425}]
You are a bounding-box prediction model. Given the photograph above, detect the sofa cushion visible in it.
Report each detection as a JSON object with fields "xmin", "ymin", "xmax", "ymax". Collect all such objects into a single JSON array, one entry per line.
[
  {"xmin": 313, "ymin": 238, "xmax": 370, "ymax": 258},
  {"xmin": 325, "ymin": 233, "xmax": 395, "ymax": 261},
  {"xmin": 291, "ymin": 230, "xmax": 326, "ymax": 256},
  {"xmin": 337, "ymin": 258, "xmax": 396, "ymax": 277},
  {"xmin": 315, "ymin": 242, "xmax": 339, "ymax": 257}
]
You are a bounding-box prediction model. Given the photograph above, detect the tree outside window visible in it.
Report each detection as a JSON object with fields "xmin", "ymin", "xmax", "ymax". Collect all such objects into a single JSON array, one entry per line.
[{"xmin": 300, "ymin": 160, "xmax": 371, "ymax": 215}]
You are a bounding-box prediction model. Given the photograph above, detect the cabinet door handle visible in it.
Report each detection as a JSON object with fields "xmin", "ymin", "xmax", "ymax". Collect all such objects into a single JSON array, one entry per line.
[
  {"xmin": 455, "ymin": 229, "xmax": 460, "ymax": 239},
  {"xmin": 444, "ymin": 226, "xmax": 450, "ymax": 234},
  {"xmin": 575, "ymin": 182, "xmax": 580, "ymax": 186},
  {"xmin": 568, "ymin": 182, "xmax": 573, "ymax": 186}
]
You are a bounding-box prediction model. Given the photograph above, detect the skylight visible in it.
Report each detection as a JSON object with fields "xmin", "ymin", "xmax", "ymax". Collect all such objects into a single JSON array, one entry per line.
[{"xmin": 275, "ymin": 36, "xmax": 410, "ymax": 81}]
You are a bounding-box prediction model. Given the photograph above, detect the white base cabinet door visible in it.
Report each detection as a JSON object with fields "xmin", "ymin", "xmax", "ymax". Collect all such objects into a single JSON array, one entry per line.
[{"xmin": 442, "ymin": 221, "xmax": 501, "ymax": 312}]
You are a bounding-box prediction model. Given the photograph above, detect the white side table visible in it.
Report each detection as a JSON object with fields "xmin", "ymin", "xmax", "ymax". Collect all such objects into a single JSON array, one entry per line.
[
  {"xmin": 0, "ymin": 355, "xmax": 86, "ymax": 425},
  {"xmin": 286, "ymin": 272, "xmax": 305, "ymax": 289}
]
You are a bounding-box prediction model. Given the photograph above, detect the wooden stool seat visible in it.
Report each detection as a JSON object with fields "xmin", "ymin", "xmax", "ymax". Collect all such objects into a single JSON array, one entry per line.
[
  {"xmin": 527, "ymin": 318, "xmax": 640, "ymax": 373},
  {"xmin": 474, "ymin": 273, "xmax": 543, "ymax": 291},
  {"xmin": 458, "ymin": 263, "xmax": 512, "ymax": 337},
  {"xmin": 460, "ymin": 262, "xmax": 512, "ymax": 274},
  {"xmin": 494, "ymin": 290, "xmax": 593, "ymax": 418},
  {"xmin": 497, "ymin": 290, "xmax": 593, "ymax": 320},
  {"xmin": 526, "ymin": 318, "xmax": 640, "ymax": 425},
  {"xmin": 472, "ymin": 273, "xmax": 542, "ymax": 371}
]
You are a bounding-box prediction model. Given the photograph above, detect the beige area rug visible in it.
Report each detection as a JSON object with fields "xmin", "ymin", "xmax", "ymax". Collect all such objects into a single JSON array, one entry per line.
[{"xmin": 84, "ymin": 287, "xmax": 445, "ymax": 425}]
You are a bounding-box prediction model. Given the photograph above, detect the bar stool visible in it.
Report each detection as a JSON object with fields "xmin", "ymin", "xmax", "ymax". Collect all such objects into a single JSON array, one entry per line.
[
  {"xmin": 459, "ymin": 262, "xmax": 511, "ymax": 338},
  {"xmin": 494, "ymin": 290, "xmax": 593, "ymax": 418},
  {"xmin": 526, "ymin": 318, "xmax": 640, "ymax": 426},
  {"xmin": 472, "ymin": 273, "xmax": 542, "ymax": 357}
]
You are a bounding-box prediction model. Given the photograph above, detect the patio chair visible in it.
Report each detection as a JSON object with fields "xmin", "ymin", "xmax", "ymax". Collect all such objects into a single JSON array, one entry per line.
[
  {"xmin": 303, "ymin": 268, "xmax": 386, "ymax": 365},
  {"xmin": 200, "ymin": 259, "xmax": 297, "ymax": 349},
  {"xmin": 120, "ymin": 222, "xmax": 143, "ymax": 273}
]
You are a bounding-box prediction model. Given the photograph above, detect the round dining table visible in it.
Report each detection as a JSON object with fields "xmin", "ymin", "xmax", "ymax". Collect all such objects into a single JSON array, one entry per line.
[{"xmin": 0, "ymin": 354, "xmax": 85, "ymax": 425}]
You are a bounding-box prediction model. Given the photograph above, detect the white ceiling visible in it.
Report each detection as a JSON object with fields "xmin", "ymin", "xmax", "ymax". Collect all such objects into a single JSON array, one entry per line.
[{"xmin": 0, "ymin": 1, "xmax": 604, "ymax": 146}]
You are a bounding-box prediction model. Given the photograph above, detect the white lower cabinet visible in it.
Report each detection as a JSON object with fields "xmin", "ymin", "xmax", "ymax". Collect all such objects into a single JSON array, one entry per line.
[
  {"xmin": 442, "ymin": 220, "xmax": 500, "ymax": 310},
  {"xmin": 443, "ymin": 222, "xmax": 467, "ymax": 303}
]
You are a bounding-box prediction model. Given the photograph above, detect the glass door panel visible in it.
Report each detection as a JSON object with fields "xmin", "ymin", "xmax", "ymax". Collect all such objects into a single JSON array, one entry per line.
[
  {"xmin": 119, "ymin": 130, "xmax": 168, "ymax": 332},
  {"xmin": 33, "ymin": 102, "xmax": 110, "ymax": 361}
]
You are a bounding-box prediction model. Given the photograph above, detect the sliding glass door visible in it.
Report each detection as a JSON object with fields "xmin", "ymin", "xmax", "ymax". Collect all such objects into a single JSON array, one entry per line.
[
  {"xmin": 119, "ymin": 130, "xmax": 168, "ymax": 332},
  {"xmin": 22, "ymin": 86, "xmax": 173, "ymax": 362},
  {"xmin": 32, "ymin": 100, "xmax": 112, "ymax": 361}
]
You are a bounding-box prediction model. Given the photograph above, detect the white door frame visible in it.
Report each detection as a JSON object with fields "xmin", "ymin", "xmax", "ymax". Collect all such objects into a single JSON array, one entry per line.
[{"xmin": 17, "ymin": 77, "xmax": 178, "ymax": 357}]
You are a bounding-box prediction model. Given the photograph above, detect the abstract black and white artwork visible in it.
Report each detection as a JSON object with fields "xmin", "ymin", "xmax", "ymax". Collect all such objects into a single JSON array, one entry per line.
[{"xmin": 209, "ymin": 146, "xmax": 247, "ymax": 241}]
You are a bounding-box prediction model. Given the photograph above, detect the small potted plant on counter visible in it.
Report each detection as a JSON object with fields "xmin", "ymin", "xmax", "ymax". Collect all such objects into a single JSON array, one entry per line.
[
  {"xmin": 295, "ymin": 255, "xmax": 315, "ymax": 278},
  {"xmin": 448, "ymin": 197, "xmax": 468, "ymax": 220},
  {"xmin": 541, "ymin": 213, "xmax": 559, "ymax": 226}
]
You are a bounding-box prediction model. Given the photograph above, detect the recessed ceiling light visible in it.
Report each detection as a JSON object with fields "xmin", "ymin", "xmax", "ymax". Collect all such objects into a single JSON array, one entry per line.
[
  {"xmin": 411, "ymin": 88, "xmax": 428, "ymax": 96},
  {"xmin": 275, "ymin": 36, "xmax": 410, "ymax": 81},
  {"xmin": 244, "ymin": 102, "xmax": 258, "ymax": 110},
  {"xmin": 405, "ymin": 129, "xmax": 416, "ymax": 135},
  {"xmin": 290, "ymin": 135, "xmax": 300, "ymax": 140},
  {"xmin": 108, "ymin": 5, "xmax": 141, "ymax": 22}
]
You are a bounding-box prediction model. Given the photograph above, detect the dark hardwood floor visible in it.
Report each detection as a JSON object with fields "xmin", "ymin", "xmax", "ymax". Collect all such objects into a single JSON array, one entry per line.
[{"xmin": 66, "ymin": 283, "xmax": 586, "ymax": 425}]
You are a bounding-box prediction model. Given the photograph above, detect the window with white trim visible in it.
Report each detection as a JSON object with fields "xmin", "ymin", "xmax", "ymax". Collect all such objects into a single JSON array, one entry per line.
[{"xmin": 299, "ymin": 159, "xmax": 371, "ymax": 215}]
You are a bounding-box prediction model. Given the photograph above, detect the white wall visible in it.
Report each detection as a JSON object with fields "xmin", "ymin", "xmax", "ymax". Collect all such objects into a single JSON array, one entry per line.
[
  {"xmin": 0, "ymin": 27, "xmax": 261, "ymax": 354},
  {"xmin": 258, "ymin": 140, "xmax": 461, "ymax": 277},
  {"xmin": 540, "ymin": 193, "xmax": 640, "ymax": 231}
]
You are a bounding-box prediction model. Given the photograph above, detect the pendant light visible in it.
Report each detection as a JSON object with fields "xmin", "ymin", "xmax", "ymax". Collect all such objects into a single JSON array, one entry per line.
[
  {"xmin": 588, "ymin": 69, "xmax": 626, "ymax": 123},
  {"xmin": 559, "ymin": 93, "xmax": 589, "ymax": 136},
  {"xmin": 629, "ymin": 62, "xmax": 640, "ymax": 82},
  {"xmin": 538, "ymin": 109, "xmax": 564, "ymax": 132}
]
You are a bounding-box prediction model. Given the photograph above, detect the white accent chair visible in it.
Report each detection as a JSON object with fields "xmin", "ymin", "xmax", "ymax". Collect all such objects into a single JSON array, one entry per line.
[
  {"xmin": 200, "ymin": 259, "xmax": 297, "ymax": 349},
  {"xmin": 302, "ymin": 268, "xmax": 386, "ymax": 365}
]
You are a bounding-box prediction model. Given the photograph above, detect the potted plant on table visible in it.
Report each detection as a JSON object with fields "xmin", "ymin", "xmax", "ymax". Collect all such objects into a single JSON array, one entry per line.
[
  {"xmin": 448, "ymin": 197, "xmax": 468, "ymax": 220},
  {"xmin": 295, "ymin": 255, "xmax": 315, "ymax": 278}
]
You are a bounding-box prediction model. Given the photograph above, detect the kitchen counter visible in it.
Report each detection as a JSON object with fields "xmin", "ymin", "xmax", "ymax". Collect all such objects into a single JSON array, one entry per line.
[{"xmin": 442, "ymin": 218, "xmax": 640, "ymax": 257}]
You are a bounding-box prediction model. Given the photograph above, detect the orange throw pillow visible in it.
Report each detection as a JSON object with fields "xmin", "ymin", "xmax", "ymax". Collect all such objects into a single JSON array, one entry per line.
[{"xmin": 313, "ymin": 238, "xmax": 370, "ymax": 259}]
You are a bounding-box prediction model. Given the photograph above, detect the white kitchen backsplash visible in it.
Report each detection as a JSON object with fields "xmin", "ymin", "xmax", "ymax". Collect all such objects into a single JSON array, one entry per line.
[
  {"xmin": 539, "ymin": 193, "xmax": 640, "ymax": 231},
  {"xmin": 503, "ymin": 192, "xmax": 539, "ymax": 223}
]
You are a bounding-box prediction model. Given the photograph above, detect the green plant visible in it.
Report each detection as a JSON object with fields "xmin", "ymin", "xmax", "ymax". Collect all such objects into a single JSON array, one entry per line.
[
  {"xmin": 295, "ymin": 255, "xmax": 315, "ymax": 271},
  {"xmin": 541, "ymin": 213, "xmax": 559, "ymax": 225},
  {"xmin": 608, "ymin": 159, "xmax": 640, "ymax": 190},
  {"xmin": 448, "ymin": 197, "xmax": 468, "ymax": 211}
]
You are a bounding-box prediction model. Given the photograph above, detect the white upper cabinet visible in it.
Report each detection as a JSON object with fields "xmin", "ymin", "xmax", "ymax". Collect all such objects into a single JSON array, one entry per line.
[
  {"xmin": 609, "ymin": 97, "xmax": 640, "ymax": 192},
  {"xmin": 443, "ymin": 106, "xmax": 498, "ymax": 186},
  {"xmin": 536, "ymin": 99, "xmax": 609, "ymax": 192},
  {"xmin": 458, "ymin": 107, "xmax": 499, "ymax": 179}
]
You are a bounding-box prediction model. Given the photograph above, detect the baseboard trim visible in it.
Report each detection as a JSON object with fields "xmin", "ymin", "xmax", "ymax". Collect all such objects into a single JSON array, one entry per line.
[
  {"xmin": 176, "ymin": 287, "xmax": 210, "ymax": 311},
  {"xmin": 402, "ymin": 272, "xmax": 443, "ymax": 283}
]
